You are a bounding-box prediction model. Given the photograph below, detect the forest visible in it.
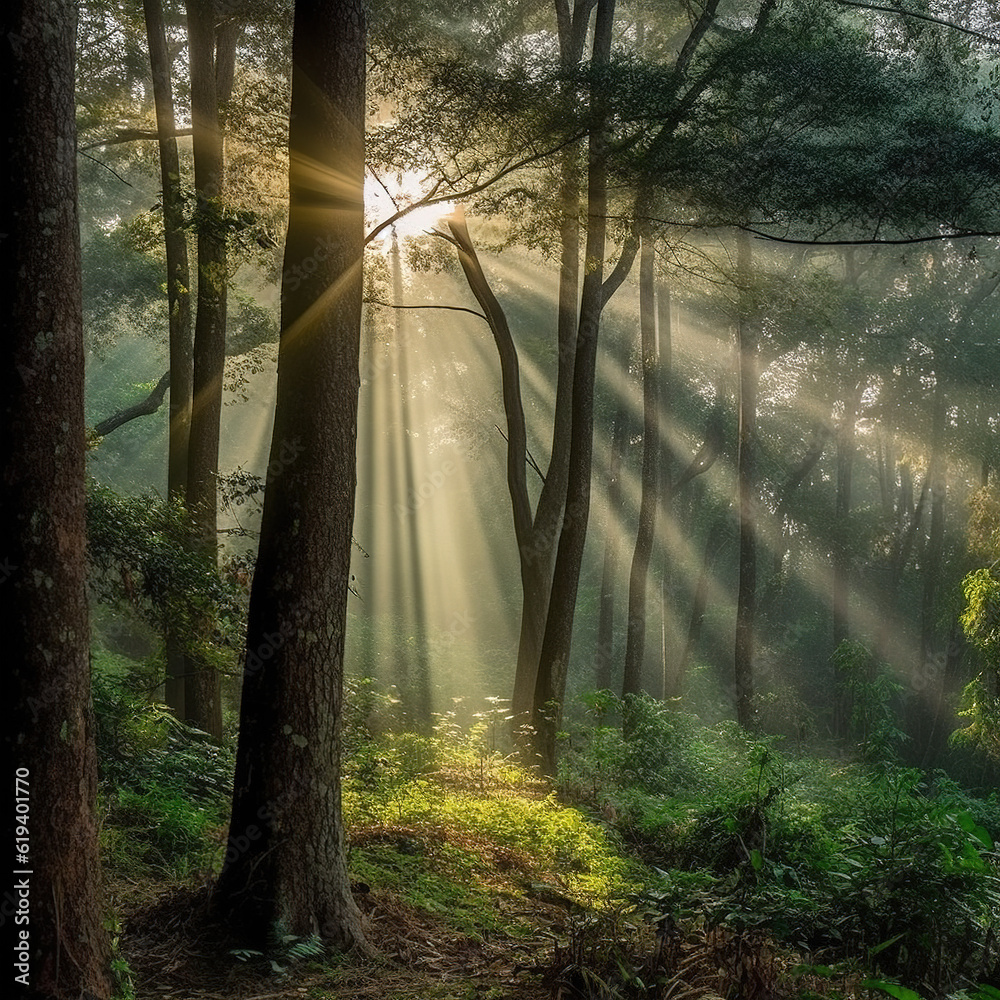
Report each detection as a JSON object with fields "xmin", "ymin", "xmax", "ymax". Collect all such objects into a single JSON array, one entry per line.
[{"xmin": 4, "ymin": 1, "xmax": 1000, "ymax": 999}]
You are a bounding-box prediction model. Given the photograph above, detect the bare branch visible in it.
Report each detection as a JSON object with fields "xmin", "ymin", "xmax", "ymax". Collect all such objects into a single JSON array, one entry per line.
[
  {"xmin": 79, "ymin": 126, "xmax": 194, "ymax": 152},
  {"xmin": 831, "ymin": 1, "xmax": 1000, "ymax": 45},
  {"xmin": 364, "ymin": 298, "xmax": 488, "ymax": 323},
  {"xmin": 77, "ymin": 150, "xmax": 135, "ymax": 187},
  {"xmin": 92, "ymin": 370, "xmax": 170, "ymax": 438},
  {"xmin": 744, "ymin": 227, "xmax": 1000, "ymax": 245}
]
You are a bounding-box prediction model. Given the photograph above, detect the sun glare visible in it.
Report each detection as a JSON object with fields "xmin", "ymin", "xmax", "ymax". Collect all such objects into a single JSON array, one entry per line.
[{"xmin": 366, "ymin": 168, "xmax": 455, "ymax": 243}]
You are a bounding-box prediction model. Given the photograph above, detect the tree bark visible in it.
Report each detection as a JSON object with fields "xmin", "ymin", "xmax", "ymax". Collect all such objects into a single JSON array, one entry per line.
[
  {"xmin": 622, "ymin": 233, "xmax": 660, "ymax": 699},
  {"xmin": 184, "ymin": 0, "xmax": 237, "ymax": 739},
  {"xmin": 533, "ymin": 0, "xmax": 617, "ymax": 773},
  {"xmin": 3, "ymin": 3, "xmax": 111, "ymax": 995},
  {"xmin": 186, "ymin": 0, "xmax": 227, "ymax": 548},
  {"xmin": 144, "ymin": 0, "xmax": 194, "ymax": 719},
  {"xmin": 213, "ymin": 0, "xmax": 370, "ymax": 953},
  {"xmin": 145, "ymin": 0, "xmax": 193, "ymax": 506}
]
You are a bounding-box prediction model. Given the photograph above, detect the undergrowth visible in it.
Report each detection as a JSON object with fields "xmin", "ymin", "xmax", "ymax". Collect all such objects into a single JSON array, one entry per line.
[
  {"xmin": 343, "ymin": 715, "xmax": 641, "ymax": 938},
  {"xmin": 93, "ymin": 662, "xmax": 1000, "ymax": 999},
  {"xmin": 558, "ymin": 691, "xmax": 1000, "ymax": 998}
]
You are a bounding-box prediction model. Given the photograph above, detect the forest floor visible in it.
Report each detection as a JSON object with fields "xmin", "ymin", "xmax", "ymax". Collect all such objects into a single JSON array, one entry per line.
[
  {"xmin": 120, "ymin": 876, "xmax": 556, "ymax": 1000},
  {"xmin": 102, "ymin": 708, "xmax": 999, "ymax": 1000},
  {"xmin": 111, "ymin": 797, "xmax": 827, "ymax": 1000},
  {"xmin": 117, "ymin": 866, "xmax": 801, "ymax": 1000}
]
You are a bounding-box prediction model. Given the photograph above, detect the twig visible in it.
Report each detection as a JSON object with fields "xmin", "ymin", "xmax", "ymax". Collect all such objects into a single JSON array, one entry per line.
[{"xmin": 77, "ymin": 149, "xmax": 134, "ymax": 187}]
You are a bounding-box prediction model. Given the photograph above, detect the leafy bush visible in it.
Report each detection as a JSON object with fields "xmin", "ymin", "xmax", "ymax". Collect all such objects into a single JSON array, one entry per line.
[
  {"xmin": 832, "ymin": 640, "xmax": 906, "ymax": 760},
  {"xmin": 92, "ymin": 649, "xmax": 234, "ymax": 804},
  {"xmin": 86, "ymin": 480, "xmax": 248, "ymax": 679},
  {"xmin": 102, "ymin": 782, "xmax": 225, "ymax": 878},
  {"xmin": 558, "ymin": 698, "xmax": 1000, "ymax": 993}
]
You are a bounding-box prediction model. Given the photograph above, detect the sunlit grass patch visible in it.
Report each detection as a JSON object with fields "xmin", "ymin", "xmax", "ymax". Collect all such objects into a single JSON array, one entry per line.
[{"xmin": 343, "ymin": 734, "xmax": 642, "ymax": 933}]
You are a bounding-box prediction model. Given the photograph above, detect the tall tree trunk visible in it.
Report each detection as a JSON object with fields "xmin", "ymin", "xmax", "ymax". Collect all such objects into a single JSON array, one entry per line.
[
  {"xmin": 595, "ymin": 401, "xmax": 628, "ymax": 690},
  {"xmin": 657, "ymin": 285, "xmax": 676, "ymax": 699},
  {"xmin": 832, "ymin": 382, "xmax": 862, "ymax": 654},
  {"xmin": 917, "ymin": 376, "xmax": 947, "ymax": 761},
  {"xmin": 509, "ymin": 0, "xmax": 595, "ymax": 728},
  {"xmin": 734, "ymin": 227, "xmax": 757, "ymax": 730},
  {"xmin": 533, "ymin": 0, "xmax": 616, "ymax": 774},
  {"xmin": 622, "ymin": 233, "xmax": 659, "ymax": 699},
  {"xmin": 144, "ymin": 0, "xmax": 193, "ymax": 718},
  {"xmin": 186, "ymin": 0, "xmax": 227, "ymax": 550},
  {"xmin": 184, "ymin": 0, "xmax": 236, "ymax": 739},
  {"xmin": 3, "ymin": 3, "xmax": 111, "ymax": 995},
  {"xmin": 214, "ymin": 0, "xmax": 370, "ymax": 953}
]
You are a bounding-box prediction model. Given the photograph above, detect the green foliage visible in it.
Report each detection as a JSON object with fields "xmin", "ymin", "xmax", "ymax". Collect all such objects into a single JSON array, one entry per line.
[
  {"xmin": 93, "ymin": 650, "xmax": 233, "ymax": 881},
  {"xmin": 103, "ymin": 910, "xmax": 136, "ymax": 1000},
  {"xmin": 558, "ymin": 698, "xmax": 1000, "ymax": 994},
  {"xmin": 230, "ymin": 930, "xmax": 325, "ymax": 978},
  {"xmin": 86, "ymin": 480, "xmax": 248, "ymax": 680},
  {"xmin": 92, "ymin": 649, "xmax": 234, "ymax": 802},
  {"xmin": 956, "ymin": 568, "xmax": 1000, "ymax": 759},
  {"xmin": 342, "ymin": 718, "xmax": 638, "ymax": 935},
  {"xmin": 833, "ymin": 640, "xmax": 907, "ymax": 761},
  {"xmin": 82, "ymin": 223, "xmax": 168, "ymax": 351},
  {"xmin": 102, "ymin": 781, "xmax": 225, "ymax": 879},
  {"xmin": 962, "ymin": 569, "xmax": 1000, "ymax": 658},
  {"xmin": 560, "ymin": 693, "xmax": 746, "ymax": 801}
]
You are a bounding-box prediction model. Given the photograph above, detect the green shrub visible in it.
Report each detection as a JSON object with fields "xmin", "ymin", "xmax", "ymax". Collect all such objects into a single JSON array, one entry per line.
[
  {"xmin": 103, "ymin": 782, "xmax": 225, "ymax": 878},
  {"xmin": 92, "ymin": 647, "xmax": 234, "ymax": 803}
]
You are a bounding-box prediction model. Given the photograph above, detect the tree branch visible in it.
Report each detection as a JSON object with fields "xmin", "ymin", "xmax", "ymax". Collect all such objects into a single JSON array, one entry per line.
[
  {"xmin": 364, "ymin": 131, "xmax": 588, "ymax": 246},
  {"xmin": 92, "ymin": 370, "xmax": 170, "ymax": 437},
  {"xmin": 444, "ymin": 207, "xmax": 534, "ymax": 551},
  {"xmin": 365, "ymin": 298, "xmax": 488, "ymax": 323},
  {"xmin": 601, "ymin": 232, "xmax": 640, "ymax": 305},
  {"xmin": 77, "ymin": 150, "xmax": 135, "ymax": 187},
  {"xmin": 79, "ymin": 126, "xmax": 194, "ymax": 152},
  {"xmin": 831, "ymin": 1, "xmax": 1000, "ymax": 45},
  {"xmin": 745, "ymin": 227, "xmax": 1000, "ymax": 245}
]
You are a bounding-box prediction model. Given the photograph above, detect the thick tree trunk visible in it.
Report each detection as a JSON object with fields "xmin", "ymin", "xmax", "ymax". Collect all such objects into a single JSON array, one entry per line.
[
  {"xmin": 734, "ymin": 228, "xmax": 757, "ymax": 730},
  {"xmin": 144, "ymin": 0, "xmax": 193, "ymax": 718},
  {"xmin": 2, "ymin": 3, "xmax": 111, "ymax": 995},
  {"xmin": 533, "ymin": 0, "xmax": 616, "ymax": 774},
  {"xmin": 213, "ymin": 0, "xmax": 370, "ymax": 953},
  {"xmin": 622, "ymin": 233, "xmax": 660, "ymax": 699}
]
